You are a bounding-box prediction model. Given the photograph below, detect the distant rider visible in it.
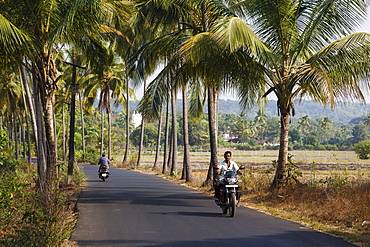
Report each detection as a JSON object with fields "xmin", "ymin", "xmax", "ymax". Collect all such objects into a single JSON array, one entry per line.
[
  {"xmin": 214, "ymin": 151, "xmax": 241, "ymax": 202},
  {"xmin": 98, "ymin": 153, "xmax": 110, "ymax": 174}
]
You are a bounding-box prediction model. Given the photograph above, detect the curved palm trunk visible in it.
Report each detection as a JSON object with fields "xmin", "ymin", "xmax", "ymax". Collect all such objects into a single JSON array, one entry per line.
[{"xmin": 272, "ymin": 111, "xmax": 289, "ymax": 188}]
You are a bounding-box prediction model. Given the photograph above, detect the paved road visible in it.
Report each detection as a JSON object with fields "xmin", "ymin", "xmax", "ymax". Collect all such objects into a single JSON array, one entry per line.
[{"xmin": 71, "ymin": 164, "xmax": 356, "ymax": 247}]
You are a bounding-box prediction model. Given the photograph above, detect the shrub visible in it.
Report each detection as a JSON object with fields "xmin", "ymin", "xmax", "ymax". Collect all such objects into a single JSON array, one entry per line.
[{"xmin": 354, "ymin": 140, "xmax": 370, "ymax": 159}]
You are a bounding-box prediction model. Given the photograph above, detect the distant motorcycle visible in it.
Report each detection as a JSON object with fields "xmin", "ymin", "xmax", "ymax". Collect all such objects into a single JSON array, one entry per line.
[
  {"xmin": 214, "ymin": 167, "xmax": 244, "ymax": 217},
  {"xmin": 98, "ymin": 164, "xmax": 109, "ymax": 181}
]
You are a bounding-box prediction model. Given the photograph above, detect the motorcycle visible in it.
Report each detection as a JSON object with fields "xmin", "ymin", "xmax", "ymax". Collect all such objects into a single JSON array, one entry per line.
[
  {"xmin": 98, "ymin": 164, "xmax": 109, "ymax": 181},
  {"xmin": 214, "ymin": 166, "xmax": 244, "ymax": 217}
]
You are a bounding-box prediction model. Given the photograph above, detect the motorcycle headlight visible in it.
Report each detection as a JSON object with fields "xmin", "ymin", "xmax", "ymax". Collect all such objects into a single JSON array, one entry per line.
[{"xmin": 227, "ymin": 177, "xmax": 237, "ymax": 184}]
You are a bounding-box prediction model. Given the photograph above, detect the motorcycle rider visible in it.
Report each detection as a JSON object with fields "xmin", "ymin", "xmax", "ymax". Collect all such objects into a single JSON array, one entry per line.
[
  {"xmin": 98, "ymin": 153, "xmax": 110, "ymax": 174},
  {"xmin": 214, "ymin": 151, "xmax": 241, "ymax": 203}
]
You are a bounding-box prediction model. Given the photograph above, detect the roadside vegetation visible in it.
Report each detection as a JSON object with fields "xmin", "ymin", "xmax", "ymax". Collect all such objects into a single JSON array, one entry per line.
[{"xmin": 0, "ymin": 143, "xmax": 85, "ymax": 246}]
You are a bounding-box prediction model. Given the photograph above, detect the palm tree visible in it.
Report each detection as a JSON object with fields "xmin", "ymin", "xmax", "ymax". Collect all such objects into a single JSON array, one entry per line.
[
  {"xmin": 319, "ymin": 116, "xmax": 332, "ymax": 145},
  {"xmin": 134, "ymin": 0, "xmax": 238, "ymax": 184},
  {"xmin": 82, "ymin": 44, "xmax": 131, "ymax": 159},
  {"xmin": 0, "ymin": 0, "xmax": 133, "ymax": 196},
  {"xmin": 298, "ymin": 115, "xmax": 311, "ymax": 144},
  {"xmin": 213, "ymin": 0, "xmax": 370, "ymax": 188}
]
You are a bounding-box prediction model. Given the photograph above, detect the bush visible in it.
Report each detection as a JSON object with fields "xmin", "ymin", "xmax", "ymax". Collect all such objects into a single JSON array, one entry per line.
[
  {"xmin": 354, "ymin": 140, "xmax": 370, "ymax": 159},
  {"xmin": 0, "ymin": 161, "xmax": 78, "ymax": 246}
]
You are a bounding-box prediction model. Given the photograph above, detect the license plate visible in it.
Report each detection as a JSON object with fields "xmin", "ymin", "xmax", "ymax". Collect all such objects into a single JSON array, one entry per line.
[
  {"xmin": 225, "ymin": 185, "xmax": 238, "ymax": 188},
  {"xmin": 101, "ymin": 173, "xmax": 107, "ymax": 177}
]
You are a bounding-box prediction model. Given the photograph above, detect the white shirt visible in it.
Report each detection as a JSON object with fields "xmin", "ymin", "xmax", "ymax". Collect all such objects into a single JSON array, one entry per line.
[{"xmin": 217, "ymin": 160, "xmax": 239, "ymax": 175}]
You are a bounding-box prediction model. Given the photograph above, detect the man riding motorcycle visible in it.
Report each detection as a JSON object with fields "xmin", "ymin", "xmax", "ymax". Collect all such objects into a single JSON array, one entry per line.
[
  {"xmin": 214, "ymin": 151, "xmax": 242, "ymax": 203},
  {"xmin": 98, "ymin": 153, "xmax": 110, "ymax": 175}
]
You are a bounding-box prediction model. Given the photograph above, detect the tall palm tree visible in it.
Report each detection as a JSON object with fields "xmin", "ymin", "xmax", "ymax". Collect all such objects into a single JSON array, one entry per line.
[
  {"xmin": 213, "ymin": 0, "xmax": 370, "ymax": 188},
  {"xmin": 134, "ymin": 0, "xmax": 237, "ymax": 183},
  {"xmin": 319, "ymin": 116, "xmax": 332, "ymax": 144},
  {"xmin": 298, "ymin": 115, "xmax": 311, "ymax": 144},
  {"xmin": 1, "ymin": 0, "xmax": 133, "ymax": 197},
  {"xmin": 82, "ymin": 45, "xmax": 129, "ymax": 160}
]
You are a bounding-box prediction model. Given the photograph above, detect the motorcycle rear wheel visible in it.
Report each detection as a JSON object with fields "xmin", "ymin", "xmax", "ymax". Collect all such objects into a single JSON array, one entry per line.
[{"xmin": 229, "ymin": 193, "xmax": 236, "ymax": 217}]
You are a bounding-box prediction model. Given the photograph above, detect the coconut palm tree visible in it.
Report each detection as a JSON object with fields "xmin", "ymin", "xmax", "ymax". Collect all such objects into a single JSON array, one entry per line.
[
  {"xmin": 82, "ymin": 44, "xmax": 132, "ymax": 160},
  {"xmin": 0, "ymin": 0, "xmax": 133, "ymax": 196},
  {"xmin": 134, "ymin": 0, "xmax": 238, "ymax": 183},
  {"xmin": 212, "ymin": 0, "xmax": 370, "ymax": 188},
  {"xmin": 298, "ymin": 115, "xmax": 311, "ymax": 144}
]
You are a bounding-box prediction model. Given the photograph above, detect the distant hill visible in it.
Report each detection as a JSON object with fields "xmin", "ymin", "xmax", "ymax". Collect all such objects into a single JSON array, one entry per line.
[
  {"xmin": 112, "ymin": 99, "xmax": 370, "ymax": 124},
  {"xmin": 218, "ymin": 99, "xmax": 370, "ymax": 124},
  {"xmin": 219, "ymin": 100, "xmax": 370, "ymax": 124}
]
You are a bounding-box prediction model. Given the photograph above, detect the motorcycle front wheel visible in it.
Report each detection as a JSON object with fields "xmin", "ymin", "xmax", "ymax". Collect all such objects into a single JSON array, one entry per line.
[
  {"xmin": 229, "ymin": 193, "xmax": 236, "ymax": 217},
  {"xmin": 222, "ymin": 207, "xmax": 228, "ymax": 214}
]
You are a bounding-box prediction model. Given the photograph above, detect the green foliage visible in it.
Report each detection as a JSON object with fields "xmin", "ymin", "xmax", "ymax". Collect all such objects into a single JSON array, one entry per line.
[
  {"xmin": 0, "ymin": 129, "xmax": 9, "ymax": 149},
  {"xmin": 82, "ymin": 147, "xmax": 102, "ymax": 165},
  {"xmin": 0, "ymin": 161, "xmax": 77, "ymax": 246},
  {"xmin": 354, "ymin": 140, "xmax": 370, "ymax": 159},
  {"xmin": 130, "ymin": 123, "xmax": 158, "ymax": 148}
]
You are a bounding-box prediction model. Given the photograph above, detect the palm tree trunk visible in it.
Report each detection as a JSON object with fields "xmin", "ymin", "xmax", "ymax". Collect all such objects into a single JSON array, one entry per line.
[
  {"xmin": 100, "ymin": 110, "xmax": 104, "ymax": 155},
  {"xmin": 108, "ymin": 110, "xmax": 112, "ymax": 159},
  {"xmin": 68, "ymin": 64, "xmax": 77, "ymax": 184},
  {"xmin": 137, "ymin": 80, "xmax": 146, "ymax": 168},
  {"xmin": 206, "ymin": 87, "xmax": 219, "ymax": 186},
  {"xmin": 170, "ymin": 88, "xmax": 178, "ymax": 175},
  {"xmin": 79, "ymin": 93, "xmax": 86, "ymax": 161},
  {"xmin": 44, "ymin": 93, "xmax": 58, "ymax": 194},
  {"xmin": 33, "ymin": 75, "xmax": 47, "ymax": 192},
  {"xmin": 14, "ymin": 115, "xmax": 19, "ymax": 159},
  {"xmin": 272, "ymin": 111, "xmax": 289, "ymax": 188},
  {"xmin": 153, "ymin": 110, "xmax": 162, "ymax": 170},
  {"xmin": 123, "ymin": 78, "xmax": 130, "ymax": 164},
  {"xmin": 162, "ymin": 102, "xmax": 170, "ymax": 174},
  {"xmin": 62, "ymin": 102, "xmax": 66, "ymax": 163},
  {"xmin": 21, "ymin": 116, "xmax": 26, "ymax": 159},
  {"xmin": 182, "ymin": 87, "xmax": 193, "ymax": 182},
  {"xmin": 19, "ymin": 64, "xmax": 39, "ymax": 164},
  {"xmin": 24, "ymin": 110, "xmax": 31, "ymax": 163}
]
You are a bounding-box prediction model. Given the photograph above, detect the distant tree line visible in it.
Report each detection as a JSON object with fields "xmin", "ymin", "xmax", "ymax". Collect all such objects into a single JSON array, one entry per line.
[{"xmin": 126, "ymin": 111, "xmax": 370, "ymax": 152}]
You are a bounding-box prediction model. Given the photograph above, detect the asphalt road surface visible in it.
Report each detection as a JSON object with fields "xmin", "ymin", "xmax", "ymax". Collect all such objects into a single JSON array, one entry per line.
[{"xmin": 71, "ymin": 164, "xmax": 356, "ymax": 247}]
